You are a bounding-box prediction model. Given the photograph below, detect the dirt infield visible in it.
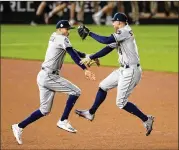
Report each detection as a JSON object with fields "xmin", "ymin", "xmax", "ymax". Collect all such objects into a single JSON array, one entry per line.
[{"xmin": 1, "ymin": 58, "xmax": 178, "ymax": 150}]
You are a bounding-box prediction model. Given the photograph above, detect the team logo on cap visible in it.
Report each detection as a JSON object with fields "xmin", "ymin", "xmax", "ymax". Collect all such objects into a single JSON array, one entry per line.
[{"xmin": 60, "ymin": 24, "xmax": 63, "ymax": 27}]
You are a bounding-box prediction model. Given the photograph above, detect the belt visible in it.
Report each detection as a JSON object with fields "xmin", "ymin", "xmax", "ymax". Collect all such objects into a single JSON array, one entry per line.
[
  {"xmin": 42, "ymin": 67, "xmax": 59, "ymax": 75},
  {"xmin": 121, "ymin": 64, "xmax": 140, "ymax": 68}
]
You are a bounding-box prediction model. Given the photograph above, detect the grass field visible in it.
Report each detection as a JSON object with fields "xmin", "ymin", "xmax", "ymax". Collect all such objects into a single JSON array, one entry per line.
[{"xmin": 1, "ymin": 25, "xmax": 178, "ymax": 72}]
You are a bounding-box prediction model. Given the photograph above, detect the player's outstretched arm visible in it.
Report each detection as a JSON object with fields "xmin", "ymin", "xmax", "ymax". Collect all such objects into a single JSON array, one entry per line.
[
  {"xmin": 66, "ymin": 47, "xmax": 95, "ymax": 80},
  {"xmin": 90, "ymin": 46, "xmax": 114, "ymax": 59},
  {"xmin": 66, "ymin": 47, "xmax": 86, "ymax": 69},
  {"xmin": 89, "ymin": 32, "xmax": 116, "ymax": 44},
  {"xmin": 73, "ymin": 48, "xmax": 86, "ymax": 58},
  {"xmin": 78, "ymin": 25, "xmax": 115, "ymax": 44},
  {"xmin": 80, "ymin": 46, "xmax": 114, "ymax": 66}
]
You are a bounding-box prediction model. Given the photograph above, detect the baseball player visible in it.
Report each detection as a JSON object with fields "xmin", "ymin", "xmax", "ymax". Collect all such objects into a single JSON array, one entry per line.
[
  {"xmin": 12, "ymin": 20, "xmax": 95, "ymax": 145},
  {"xmin": 76, "ymin": 12, "xmax": 154, "ymax": 136}
]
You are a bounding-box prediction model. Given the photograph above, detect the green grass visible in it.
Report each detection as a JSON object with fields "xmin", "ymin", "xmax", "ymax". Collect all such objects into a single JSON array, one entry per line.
[{"xmin": 1, "ymin": 25, "xmax": 178, "ymax": 72}]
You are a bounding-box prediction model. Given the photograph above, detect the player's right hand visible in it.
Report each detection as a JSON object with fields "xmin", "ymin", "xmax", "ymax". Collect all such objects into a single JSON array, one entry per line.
[{"xmin": 84, "ymin": 69, "xmax": 96, "ymax": 81}]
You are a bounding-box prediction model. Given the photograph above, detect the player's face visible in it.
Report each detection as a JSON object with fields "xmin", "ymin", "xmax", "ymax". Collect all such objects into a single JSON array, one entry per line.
[
  {"xmin": 61, "ymin": 28, "xmax": 70, "ymax": 36},
  {"xmin": 112, "ymin": 21, "xmax": 120, "ymax": 32}
]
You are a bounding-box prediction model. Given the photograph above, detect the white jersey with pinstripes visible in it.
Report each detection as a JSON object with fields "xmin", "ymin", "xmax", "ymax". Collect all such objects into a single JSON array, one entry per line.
[
  {"xmin": 42, "ymin": 32, "xmax": 72, "ymax": 71},
  {"xmin": 108, "ymin": 24, "xmax": 140, "ymax": 66},
  {"xmin": 37, "ymin": 32, "xmax": 81, "ymax": 115},
  {"xmin": 99, "ymin": 24, "xmax": 142, "ymax": 109}
]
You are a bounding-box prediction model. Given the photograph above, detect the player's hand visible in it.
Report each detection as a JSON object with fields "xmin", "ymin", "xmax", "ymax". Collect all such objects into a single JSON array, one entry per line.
[
  {"xmin": 80, "ymin": 56, "xmax": 91, "ymax": 66},
  {"xmin": 78, "ymin": 25, "xmax": 90, "ymax": 40},
  {"xmin": 84, "ymin": 69, "xmax": 96, "ymax": 81}
]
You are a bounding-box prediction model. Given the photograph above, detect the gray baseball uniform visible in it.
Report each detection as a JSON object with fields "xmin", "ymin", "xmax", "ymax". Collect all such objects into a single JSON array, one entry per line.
[
  {"xmin": 99, "ymin": 24, "xmax": 142, "ymax": 108},
  {"xmin": 37, "ymin": 32, "xmax": 81, "ymax": 115}
]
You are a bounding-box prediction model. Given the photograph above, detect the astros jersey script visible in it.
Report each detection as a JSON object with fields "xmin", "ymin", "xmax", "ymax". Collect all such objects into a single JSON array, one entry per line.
[
  {"xmin": 37, "ymin": 32, "xmax": 81, "ymax": 115},
  {"xmin": 42, "ymin": 32, "xmax": 71, "ymax": 71},
  {"xmin": 99, "ymin": 24, "xmax": 142, "ymax": 109}
]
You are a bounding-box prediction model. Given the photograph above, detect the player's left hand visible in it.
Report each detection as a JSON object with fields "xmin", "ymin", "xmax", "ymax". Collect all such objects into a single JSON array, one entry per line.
[{"xmin": 78, "ymin": 25, "xmax": 90, "ymax": 40}]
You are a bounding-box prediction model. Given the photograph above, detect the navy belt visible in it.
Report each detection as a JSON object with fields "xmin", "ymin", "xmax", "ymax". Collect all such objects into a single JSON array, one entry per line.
[
  {"xmin": 121, "ymin": 64, "xmax": 140, "ymax": 68},
  {"xmin": 42, "ymin": 67, "xmax": 59, "ymax": 75}
]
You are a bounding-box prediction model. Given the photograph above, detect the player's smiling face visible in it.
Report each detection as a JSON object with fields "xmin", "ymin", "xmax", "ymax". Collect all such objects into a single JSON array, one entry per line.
[
  {"xmin": 112, "ymin": 21, "xmax": 120, "ymax": 32},
  {"xmin": 113, "ymin": 21, "xmax": 125, "ymax": 32},
  {"xmin": 60, "ymin": 28, "xmax": 70, "ymax": 37}
]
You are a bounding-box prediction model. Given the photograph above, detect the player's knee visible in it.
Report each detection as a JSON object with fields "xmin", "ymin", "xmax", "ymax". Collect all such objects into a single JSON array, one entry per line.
[
  {"xmin": 76, "ymin": 88, "xmax": 81, "ymax": 96},
  {"xmin": 73, "ymin": 88, "xmax": 81, "ymax": 96},
  {"xmin": 116, "ymin": 97, "xmax": 128, "ymax": 109},
  {"xmin": 39, "ymin": 108, "xmax": 51, "ymax": 116},
  {"xmin": 99, "ymin": 82, "xmax": 108, "ymax": 92}
]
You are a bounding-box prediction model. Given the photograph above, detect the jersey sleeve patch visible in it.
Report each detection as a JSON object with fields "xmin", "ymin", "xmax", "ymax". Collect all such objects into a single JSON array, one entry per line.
[
  {"xmin": 65, "ymin": 38, "xmax": 70, "ymax": 43},
  {"xmin": 64, "ymin": 37, "xmax": 72, "ymax": 49},
  {"xmin": 113, "ymin": 29, "xmax": 127, "ymax": 42}
]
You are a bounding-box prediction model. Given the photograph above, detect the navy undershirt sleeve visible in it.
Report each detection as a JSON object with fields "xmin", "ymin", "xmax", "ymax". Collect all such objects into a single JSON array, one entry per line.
[
  {"xmin": 90, "ymin": 46, "xmax": 114, "ymax": 60},
  {"xmin": 89, "ymin": 32, "xmax": 116, "ymax": 44},
  {"xmin": 66, "ymin": 47, "xmax": 87, "ymax": 70},
  {"xmin": 73, "ymin": 48, "xmax": 86, "ymax": 58}
]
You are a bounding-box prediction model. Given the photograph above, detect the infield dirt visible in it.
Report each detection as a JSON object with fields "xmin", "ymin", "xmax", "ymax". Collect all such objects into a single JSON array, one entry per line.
[{"xmin": 1, "ymin": 59, "xmax": 178, "ymax": 149}]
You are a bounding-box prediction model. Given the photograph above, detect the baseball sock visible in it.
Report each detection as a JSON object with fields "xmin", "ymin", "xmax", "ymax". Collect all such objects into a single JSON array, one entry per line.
[
  {"xmin": 89, "ymin": 88, "xmax": 107, "ymax": 115},
  {"xmin": 61, "ymin": 95, "xmax": 79, "ymax": 121},
  {"xmin": 18, "ymin": 109, "xmax": 44, "ymax": 129},
  {"xmin": 123, "ymin": 102, "xmax": 148, "ymax": 122}
]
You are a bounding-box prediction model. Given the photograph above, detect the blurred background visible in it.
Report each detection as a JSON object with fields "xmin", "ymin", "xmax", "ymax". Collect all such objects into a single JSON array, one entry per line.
[
  {"xmin": 1, "ymin": 1, "xmax": 178, "ymax": 72},
  {"xmin": 1, "ymin": 1, "xmax": 178, "ymax": 25}
]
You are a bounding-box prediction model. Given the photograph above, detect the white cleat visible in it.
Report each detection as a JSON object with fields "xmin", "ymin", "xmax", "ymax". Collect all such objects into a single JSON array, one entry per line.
[
  {"xmin": 92, "ymin": 14, "xmax": 101, "ymax": 25},
  {"xmin": 57, "ymin": 120, "xmax": 77, "ymax": 133},
  {"xmin": 143, "ymin": 115, "xmax": 155, "ymax": 136},
  {"xmin": 11, "ymin": 124, "xmax": 23, "ymax": 145},
  {"xmin": 75, "ymin": 109, "xmax": 95, "ymax": 121}
]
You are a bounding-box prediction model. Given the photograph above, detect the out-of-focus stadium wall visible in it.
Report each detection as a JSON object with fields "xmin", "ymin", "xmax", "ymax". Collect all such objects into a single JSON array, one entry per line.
[{"xmin": 0, "ymin": 1, "xmax": 178, "ymax": 24}]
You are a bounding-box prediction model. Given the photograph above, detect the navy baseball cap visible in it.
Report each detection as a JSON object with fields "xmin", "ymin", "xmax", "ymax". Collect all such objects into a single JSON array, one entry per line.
[
  {"xmin": 56, "ymin": 20, "xmax": 75, "ymax": 29},
  {"xmin": 112, "ymin": 12, "xmax": 128, "ymax": 22}
]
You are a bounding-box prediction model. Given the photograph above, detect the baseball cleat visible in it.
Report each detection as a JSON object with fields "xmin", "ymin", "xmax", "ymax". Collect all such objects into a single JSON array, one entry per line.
[
  {"xmin": 11, "ymin": 124, "xmax": 23, "ymax": 145},
  {"xmin": 57, "ymin": 120, "xmax": 77, "ymax": 133},
  {"xmin": 75, "ymin": 110, "xmax": 95, "ymax": 121},
  {"xmin": 143, "ymin": 115, "xmax": 155, "ymax": 136}
]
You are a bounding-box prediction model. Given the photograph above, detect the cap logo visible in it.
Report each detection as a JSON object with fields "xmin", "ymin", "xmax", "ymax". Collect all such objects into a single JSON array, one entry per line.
[{"xmin": 60, "ymin": 24, "xmax": 63, "ymax": 27}]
